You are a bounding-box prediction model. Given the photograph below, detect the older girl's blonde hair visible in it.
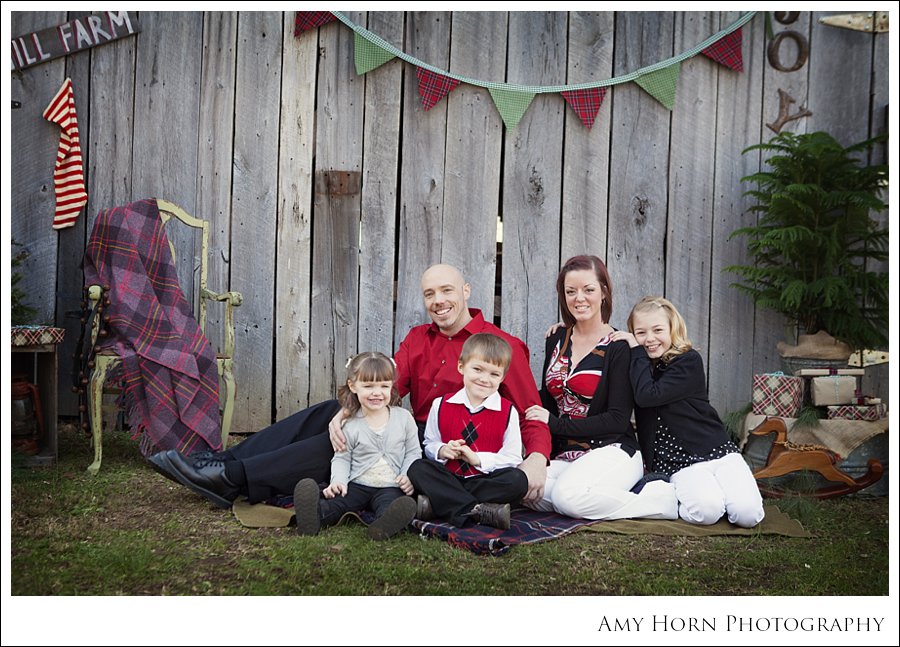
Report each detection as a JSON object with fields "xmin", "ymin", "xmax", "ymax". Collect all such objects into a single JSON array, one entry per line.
[
  {"xmin": 337, "ymin": 352, "xmax": 400, "ymax": 418},
  {"xmin": 626, "ymin": 296, "xmax": 692, "ymax": 363}
]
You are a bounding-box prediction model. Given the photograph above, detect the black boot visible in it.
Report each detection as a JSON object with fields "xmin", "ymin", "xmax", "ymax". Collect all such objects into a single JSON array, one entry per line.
[
  {"xmin": 293, "ymin": 479, "xmax": 322, "ymax": 536},
  {"xmin": 368, "ymin": 496, "xmax": 416, "ymax": 540},
  {"xmin": 146, "ymin": 451, "xmax": 180, "ymax": 483},
  {"xmin": 164, "ymin": 451, "xmax": 240, "ymax": 509}
]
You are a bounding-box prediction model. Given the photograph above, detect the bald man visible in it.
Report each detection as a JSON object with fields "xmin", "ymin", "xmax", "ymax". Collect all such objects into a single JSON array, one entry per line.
[{"xmin": 149, "ymin": 264, "xmax": 550, "ymax": 507}]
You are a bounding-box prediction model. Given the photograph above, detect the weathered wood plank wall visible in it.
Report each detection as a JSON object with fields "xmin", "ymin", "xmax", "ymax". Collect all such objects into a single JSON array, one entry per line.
[
  {"xmin": 707, "ymin": 11, "xmax": 765, "ymax": 417},
  {"xmin": 11, "ymin": 13, "xmax": 65, "ymax": 334},
  {"xmin": 274, "ymin": 11, "xmax": 315, "ymax": 419},
  {"xmin": 395, "ymin": 12, "xmax": 452, "ymax": 350},
  {"xmin": 56, "ymin": 12, "xmax": 95, "ymax": 414},
  {"xmin": 501, "ymin": 11, "xmax": 566, "ymax": 379},
  {"xmin": 9, "ymin": 11, "xmax": 888, "ymax": 433},
  {"xmin": 359, "ymin": 12, "xmax": 403, "ymax": 362},
  {"xmin": 560, "ymin": 12, "xmax": 613, "ymax": 265},
  {"xmin": 668, "ymin": 12, "xmax": 717, "ymax": 369},
  {"xmin": 607, "ymin": 12, "xmax": 674, "ymax": 329},
  {"xmin": 442, "ymin": 12, "xmax": 506, "ymax": 323},
  {"xmin": 229, "ymin": 12, "xmax": 282, "ymax": 431},
  {"xmin": 197, "ymin": 11, "xmax": 237, "ymax": 358},
  {"xmin": 864, "ymin": 20, "xmax": 890, "ymax": 400}
]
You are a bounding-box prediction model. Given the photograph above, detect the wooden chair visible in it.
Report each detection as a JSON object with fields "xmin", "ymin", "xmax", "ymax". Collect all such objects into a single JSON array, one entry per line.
[
  {"xmin": 83, "ymin": 199, "xmax": 242, "ymax": 473},
  {"xmin": 748, "ymin": 417, "xmax": 883, "ymax": 499}
]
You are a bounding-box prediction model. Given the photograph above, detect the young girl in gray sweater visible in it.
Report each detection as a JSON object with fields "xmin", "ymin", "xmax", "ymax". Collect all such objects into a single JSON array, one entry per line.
[{"xmin": 293, "ymin": 352, "xmax": 421, "ymax": 539}]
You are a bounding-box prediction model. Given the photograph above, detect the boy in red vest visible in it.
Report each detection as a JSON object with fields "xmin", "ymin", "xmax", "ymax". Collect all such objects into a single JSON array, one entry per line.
[{"xmin": 406, "ymin": 333, "xmax": 528, "ymax": 530}]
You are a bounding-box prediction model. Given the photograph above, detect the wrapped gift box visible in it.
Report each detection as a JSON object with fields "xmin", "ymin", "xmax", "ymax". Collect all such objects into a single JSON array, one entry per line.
[
  {"xmin": 811, "ymin": 375, "xmax": 857, "ymax": 406},
  {"xmin": 752, "ymin": 372, "xmax": 804, "ymax": 417},
  {"xmin": 11, "ymin": 325, "xmax": 65, "ymax": 346},
  {"xmin": 826, "ymin": 403, "xmax": 887, "ymax": 422}
]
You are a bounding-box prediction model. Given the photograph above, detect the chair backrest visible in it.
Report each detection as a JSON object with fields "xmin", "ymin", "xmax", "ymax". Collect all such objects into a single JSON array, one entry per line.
[{"xmin": 156, "ymin": 199, "xmax": 209, "ymax": 333}]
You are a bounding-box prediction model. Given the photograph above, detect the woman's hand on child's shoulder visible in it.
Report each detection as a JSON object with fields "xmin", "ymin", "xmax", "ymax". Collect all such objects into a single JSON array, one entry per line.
[
  {"xmin": 544, "ymin": 321, "xmax": 564, "ymax": 338},
  {"xmin": 525, "ymin": 405, "xmax": 550, "ymax": 423}
]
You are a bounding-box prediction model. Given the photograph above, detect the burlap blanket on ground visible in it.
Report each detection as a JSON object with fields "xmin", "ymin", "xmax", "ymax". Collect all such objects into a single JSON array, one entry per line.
[{"xmin": 232, "ymin": 500, "xmax": 808, "ymax": 556}]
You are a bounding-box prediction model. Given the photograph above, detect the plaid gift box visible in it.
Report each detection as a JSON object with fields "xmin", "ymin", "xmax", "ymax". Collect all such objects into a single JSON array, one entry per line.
[
  {"xmin": 752, "ymin": 372, "xmax": 804, "ymax": 417},
  {"xmin": 810, "ymin": 375, "xmax": 857, "ymax": 406},
  {"xmin": 826, "ymin": 403, "xmax": 887, "ymax": 421},
  {"xmin": 11, "ymin": 325, "xmax": 66, "ymax": 346}
]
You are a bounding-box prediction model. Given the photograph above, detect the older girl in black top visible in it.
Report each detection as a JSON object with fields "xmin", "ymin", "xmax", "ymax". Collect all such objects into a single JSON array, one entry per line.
[{"xmin": 611, "ymin": 296, "xmax": 764, "ymax": 527}]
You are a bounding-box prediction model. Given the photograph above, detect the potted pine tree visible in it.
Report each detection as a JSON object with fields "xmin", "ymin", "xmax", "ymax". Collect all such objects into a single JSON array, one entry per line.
[{"xmin": 727, "ymin": 131, "xmax": 888, "ymax": 371}]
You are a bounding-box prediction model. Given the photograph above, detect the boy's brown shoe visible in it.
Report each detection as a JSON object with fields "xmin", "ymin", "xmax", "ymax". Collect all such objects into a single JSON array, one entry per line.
[
  {"xmin": 416, "ymin": 494, "xmax": 435, "ymax": 521},
  {"xmin": 471, "ymin": 502, "xmax": 511, "ymax": 530}
]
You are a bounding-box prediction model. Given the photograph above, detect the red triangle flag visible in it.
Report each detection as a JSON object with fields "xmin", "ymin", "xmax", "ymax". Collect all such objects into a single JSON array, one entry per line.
[
  {"xmin": 416, "ymin": 67, "xmax": 461, "ymax": 111},
  {"xmin": 294, "ymin": 12, "xmax": 337, "ymax": 36},
  {"xmin": 701, "ymin": 28, "xmax": 743, "ymax": 72},
  {"xmin": 561, "ymin": 87, "xmax": 607, "ymax": 129}
]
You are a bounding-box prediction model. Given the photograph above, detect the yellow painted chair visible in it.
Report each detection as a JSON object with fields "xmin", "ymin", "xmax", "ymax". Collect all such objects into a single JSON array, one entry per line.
[{"xmin": 84, "ymin": 199, "xmax": 242, "ymax": 473}]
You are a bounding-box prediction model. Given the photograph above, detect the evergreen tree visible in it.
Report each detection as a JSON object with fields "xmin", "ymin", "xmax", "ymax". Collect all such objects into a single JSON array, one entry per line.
[{"xmin": 727, "ymin": 131, "xmax": 888, "ymax": 351}]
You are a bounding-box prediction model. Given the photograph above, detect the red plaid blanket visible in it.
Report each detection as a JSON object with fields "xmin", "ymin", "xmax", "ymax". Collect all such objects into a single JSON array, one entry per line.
[
  {"xmin": 271, "ymin": 493, "xmax": 592, "ymax": 556},
  {"xmin": 84, "ymin": 198, "xmax": 222, "ymax": 455},
  {"xmin": 410, "ymin": 507, "xmax": 598, "ymax": 556}
]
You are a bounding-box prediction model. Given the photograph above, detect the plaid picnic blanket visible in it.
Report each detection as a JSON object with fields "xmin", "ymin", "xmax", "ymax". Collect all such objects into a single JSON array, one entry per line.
[
  {"xmin": 244, "ymin": 496, "xmax": 592, "ymax": 556},
  {"xmin": 84, "ymin": 198, "xmax": 221, "ymax": 456},
  {"xmin": 411, "ymin": 507, "xmax": 595, "ymax": 556}
]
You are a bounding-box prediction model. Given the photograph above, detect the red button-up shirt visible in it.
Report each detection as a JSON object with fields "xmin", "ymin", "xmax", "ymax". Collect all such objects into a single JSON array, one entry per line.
[{"xmin": 394, "ymin": 309, "xmax": 551, "ymax": 460}]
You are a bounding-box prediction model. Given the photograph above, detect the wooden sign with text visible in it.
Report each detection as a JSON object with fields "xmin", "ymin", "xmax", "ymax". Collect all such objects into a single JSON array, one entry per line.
[{"xmin": 11, "ymin": 11, "xmax": 141, "ymax": 71}]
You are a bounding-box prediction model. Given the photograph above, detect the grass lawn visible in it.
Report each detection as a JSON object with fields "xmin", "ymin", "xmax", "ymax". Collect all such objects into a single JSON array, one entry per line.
[
  {"xmin": 8, "ymin": 423, "xmax": 896, "ymax": 645},
  {"xmin": 10, "ymin": 423, "xmax": 891, "ymax": 597}
]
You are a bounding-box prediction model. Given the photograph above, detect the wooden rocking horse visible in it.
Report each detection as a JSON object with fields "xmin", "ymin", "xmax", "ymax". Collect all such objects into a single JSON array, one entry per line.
[{"xmin": 749, "ymin": 417, "xmax": 883, "ymax": 499}]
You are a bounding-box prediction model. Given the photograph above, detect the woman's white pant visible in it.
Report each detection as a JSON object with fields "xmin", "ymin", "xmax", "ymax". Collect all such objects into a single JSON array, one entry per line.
[
  {"xmin": 670, "ymin": 452, "xmax": 765, "ymax": 527},
  {"xmin": 525, "ymin": 445, "xmax": 678, "ymax": 520}
]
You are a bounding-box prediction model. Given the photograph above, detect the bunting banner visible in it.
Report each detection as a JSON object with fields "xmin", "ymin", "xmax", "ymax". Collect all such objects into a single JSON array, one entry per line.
[
  {"xmin": 561, "ymin": 87, "xmax": 607, "ymax": 129},
  {"xmin": 354, "ymin": 31, "xmax": 396, "ymax": 75},
  {"xmin": 293, "ymin": 11, "xmax": 336, "ymax": 36},
  {"xmin": 488, "ymin": 87, "xmax": 536, "ymax": 130},
  {"xmin": 416, "ymin": 67, "xmax": 461, "ymax": 111},
  {"xmin": 701, "ymin": 28, "xmax": 744, "ymax": 71},
  {"xmin": 295, "ymin": 11, "xmax": 755, "ymax": 130},
  {"xmin": 634, "ymin": 62, "xmax": 681, "ymax": 111}
]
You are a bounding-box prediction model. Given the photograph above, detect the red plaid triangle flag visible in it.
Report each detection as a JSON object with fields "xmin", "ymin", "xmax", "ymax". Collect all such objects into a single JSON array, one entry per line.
[
  {"xmin": 561, "ymin": 87, "xmax": 607, "ymax": 129},
  {"xmin": 294, "ymin": 12, "xmax": 337, "ymax": 36},
  {"xmin": 416, "ymin": 67, "xmax": 461, "ymax": 111},
  {"xmin": 701, "ymin": 27, "xmax": 743, "ymax": 72}
]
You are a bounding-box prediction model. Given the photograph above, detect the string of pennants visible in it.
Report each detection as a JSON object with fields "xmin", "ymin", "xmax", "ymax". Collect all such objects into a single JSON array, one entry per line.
[{"xmin": 295, "ymin": 11, "xmax": 756, "ymax": 130}]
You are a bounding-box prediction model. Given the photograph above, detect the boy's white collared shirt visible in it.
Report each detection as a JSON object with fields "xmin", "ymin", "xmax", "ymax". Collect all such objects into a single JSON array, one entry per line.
[{"xmin": 450, "ymin": 386, "xmax": 503, "ymax": 412}]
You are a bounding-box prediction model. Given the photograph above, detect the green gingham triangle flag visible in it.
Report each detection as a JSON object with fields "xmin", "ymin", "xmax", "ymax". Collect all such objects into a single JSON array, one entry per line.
[
  {"xmin": 354, "ymin": 32, "xmax": 396, "ymax": 75},
  {"xmin": 634, "ymin": 61, "xmax": 681, "ymax": 111},
  {"xmin": 488, "ymin": 87, "xmax": 536, "ymax": 130}
]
